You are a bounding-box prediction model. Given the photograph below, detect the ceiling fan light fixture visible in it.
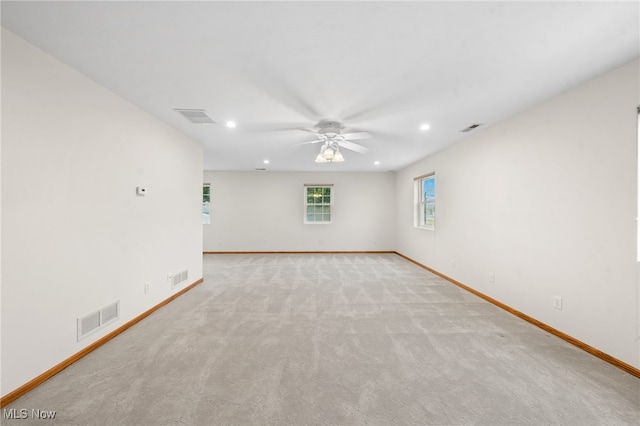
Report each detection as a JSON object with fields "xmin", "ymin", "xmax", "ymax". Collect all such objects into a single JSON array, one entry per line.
[
  {"xmin": 314, "ymin": 142, "xmax": 345, "ymax": 163},
  {"xmin": 323, "ymin": 147, "xmax": 335, "ymax": 160},
  {"xmin": 308, "ymin": 122, "xmax": 372, "ymax": 163},
  {"xmin": 315, "ymin": 153, "xmax": 328, "ymax": 163}
]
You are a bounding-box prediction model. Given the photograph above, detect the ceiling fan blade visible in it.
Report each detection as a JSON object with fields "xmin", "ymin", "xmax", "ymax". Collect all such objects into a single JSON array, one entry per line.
[
  {"xmin": 338, "ymin": 140, "xmax": 369, "ymax": 153},
  {"xmin": 299, "ymin": 128, "xmax": 320, "ymax": 134},
  {"xmin": 341, "ymin": 131, "xmax": 372, "ymax": 140},
  {"xmin": 240, "ymin": 123, "xmax": 314, "ymax": 133},
  {"xmin": 242, "ymin": 59, "xmax": 323, "ymax": 122},
  {"xmin": 297, "ymin": 139, "xmax": 323, "ymax": 146}
]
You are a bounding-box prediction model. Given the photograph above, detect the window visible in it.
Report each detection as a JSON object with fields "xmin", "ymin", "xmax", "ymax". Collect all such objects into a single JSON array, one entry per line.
[
  {"xmin": 203, "ymin": 183, "xmax": 211, "ymax": 224},
  {"xmin": 304, "ymin": 185, "xmax": 333, "ymax": 224},
  {"xmin": 415, "ymin": 173, "xmax": 435, "ymax": 230}
]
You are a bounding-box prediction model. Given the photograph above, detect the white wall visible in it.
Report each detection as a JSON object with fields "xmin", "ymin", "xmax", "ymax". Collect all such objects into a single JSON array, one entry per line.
[
  {"xmin": 1, "ymin": 29, "xmax": 203, "ymax": 396},
  {"xmin": 395, "ymin": 59, "xmax": 640, "ymax": 368},
  {"xmin": 203, "ymin": 171, "xmax": 395, "ymax": 252}
]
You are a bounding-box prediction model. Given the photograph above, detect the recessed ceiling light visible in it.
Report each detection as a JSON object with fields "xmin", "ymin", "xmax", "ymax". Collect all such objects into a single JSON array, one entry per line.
[
  {"xmin": 226, "ymin": 121, "xmax": 236, "ymax": 128},
  {"xmin": 263, "ymin": 160, "xmax": 269, "ymax": 164},
  {"xmin": 419, "ymin": 123, "xmax": 430, "ymax": 131},
  {"xmin": 374, "ymin": 161, "xmax": 380, "ymax": 165}
]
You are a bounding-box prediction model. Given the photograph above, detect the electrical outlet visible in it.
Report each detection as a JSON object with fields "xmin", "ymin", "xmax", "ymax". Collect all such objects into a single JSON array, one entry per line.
[
  {"xmin": 553, "ymin": 296, "xmax": 562, "ymax": 310},
  {"xmin": 489, "ymin": 272, "xmax": 495, "ymax": 283},
  {"xmin": 144, "ymin": 282, "xmax": 150, "ymax": 294}
]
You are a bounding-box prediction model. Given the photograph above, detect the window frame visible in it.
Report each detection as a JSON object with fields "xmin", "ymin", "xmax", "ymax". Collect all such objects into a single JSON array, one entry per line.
[
  {"xmin": 203, "ymin": 183, "xmax": 211, "ymax": 225},
  {"xmin": 414, "ymin": 173, "xmax": 435, "ymax": 230},
  {"xmin": 304, "ymin": 185, "xmax": 334, "ymax": 224}
]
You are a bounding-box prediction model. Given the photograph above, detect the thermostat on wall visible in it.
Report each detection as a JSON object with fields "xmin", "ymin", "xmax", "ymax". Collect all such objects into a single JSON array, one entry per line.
[{"xmin": 136, "ymin": 186, "xmax": 147, "ymax": 196}]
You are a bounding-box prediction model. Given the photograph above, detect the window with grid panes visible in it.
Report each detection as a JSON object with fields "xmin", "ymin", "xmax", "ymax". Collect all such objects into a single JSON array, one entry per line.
[
  {"xmin": 203, "ymin": 183, "xmax": 211, "ymax": 224},
  {"xmin": 304, "ymin": 185, "xmax": 333, "ymax": 224},
  {"xmin": 414, "ymin": 174, "xmax": 435, "ymax": 230}
]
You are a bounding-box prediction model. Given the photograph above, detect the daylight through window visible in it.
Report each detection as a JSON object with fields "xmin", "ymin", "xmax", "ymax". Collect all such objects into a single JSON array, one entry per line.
[
  {"xmin": 415, "ymin": 173, "xmax": 435, "ymax": 230},
  {"xmin": 304, "ymin": 185, "xmax": 333, "ymax": 224}
]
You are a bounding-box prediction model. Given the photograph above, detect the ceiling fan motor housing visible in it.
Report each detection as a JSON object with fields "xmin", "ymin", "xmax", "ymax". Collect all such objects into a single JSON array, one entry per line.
[{"xmin": 317, "ymin": 121, "xmax": 342, "ymax": 137}]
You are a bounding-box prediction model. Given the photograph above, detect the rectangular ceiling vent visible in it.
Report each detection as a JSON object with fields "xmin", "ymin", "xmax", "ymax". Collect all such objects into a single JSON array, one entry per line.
[
  {"xmin": 461, "ymin": 123, "xmax": 483, "ymax": 133},
  {"xmin": 77, "ymin": 301, "xmax": 120, "ymax": 341},
  {"xmin": 174, "ymin": 108, "xmax": 216, "ymax": 124}
]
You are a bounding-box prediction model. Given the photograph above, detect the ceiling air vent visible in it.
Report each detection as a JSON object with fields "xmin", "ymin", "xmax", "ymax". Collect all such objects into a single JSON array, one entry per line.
[
  {"xmin": 461, "ymin": 123, "xmax": 483, "ymax": 133},
  {"xmin": 174, "ymin": 109, "xmax": 216, "ymax": 124}
]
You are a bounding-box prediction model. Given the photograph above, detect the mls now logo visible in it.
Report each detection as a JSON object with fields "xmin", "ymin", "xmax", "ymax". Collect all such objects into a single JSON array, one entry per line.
[
  {"xmin": 3, "ymin": 409, "xmax": 28, "ymax": 419},
  {"xmin": 3, "ymin": 408, "xmax": 57, "ymax": 419}
]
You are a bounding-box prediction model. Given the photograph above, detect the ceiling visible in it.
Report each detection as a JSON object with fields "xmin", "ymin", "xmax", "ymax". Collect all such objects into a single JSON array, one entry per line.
[{"xmin": 2, "ymin": 1, "xmax": 639, "ymax": 172}]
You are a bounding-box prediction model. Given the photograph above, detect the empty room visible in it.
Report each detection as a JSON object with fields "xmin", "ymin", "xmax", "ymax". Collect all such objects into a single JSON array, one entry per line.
[{"xmin": 1, "ymin": 1, "xmax": 639, "ymax": 425}]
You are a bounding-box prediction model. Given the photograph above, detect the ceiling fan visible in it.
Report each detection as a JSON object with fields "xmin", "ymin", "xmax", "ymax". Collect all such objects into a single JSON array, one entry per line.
[{"xmin": 299, "ymin": 120, "xmax": 372, "ymax": 163}]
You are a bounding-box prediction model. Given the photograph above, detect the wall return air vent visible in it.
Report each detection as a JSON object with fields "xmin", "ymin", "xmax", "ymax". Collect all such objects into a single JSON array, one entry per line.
[
  {"xmin": 169, "ymin": 270, "xmax": 189, "ymax": 289},
  {"xmin": 174, "ymin": 108, "xmax": 216, "ymax": 124},
  {"xmin": 77, "ymin": 301, "xmax": 120, "ymax": 341}
]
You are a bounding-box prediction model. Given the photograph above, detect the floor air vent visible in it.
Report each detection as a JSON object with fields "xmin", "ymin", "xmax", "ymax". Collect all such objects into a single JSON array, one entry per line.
[
  {"xmin": 77, "ymin": 301, "xmax": 120, "ymax": 341},
  {"xmin": 170, "ymin": 270, "xmax": 189, "ymax": 288}
]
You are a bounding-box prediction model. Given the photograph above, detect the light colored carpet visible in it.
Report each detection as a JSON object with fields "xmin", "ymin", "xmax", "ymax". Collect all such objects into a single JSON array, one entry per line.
[{"xmin": 3, "ymin": 253, "xmax": 639, "ymax": 425}]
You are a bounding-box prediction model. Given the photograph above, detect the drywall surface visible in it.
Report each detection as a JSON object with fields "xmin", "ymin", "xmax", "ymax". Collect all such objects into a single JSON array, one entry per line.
[
  {"xmin": 203, "ymin": 171, "xmax": 395, "ymax": 252},
  {"xmin": 1, "ymin": 29, "xmax": 203, "ymax": 396},
  {"xmin": 396, "ymin": 58, "xmax": 640, "ymax": 368}
]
